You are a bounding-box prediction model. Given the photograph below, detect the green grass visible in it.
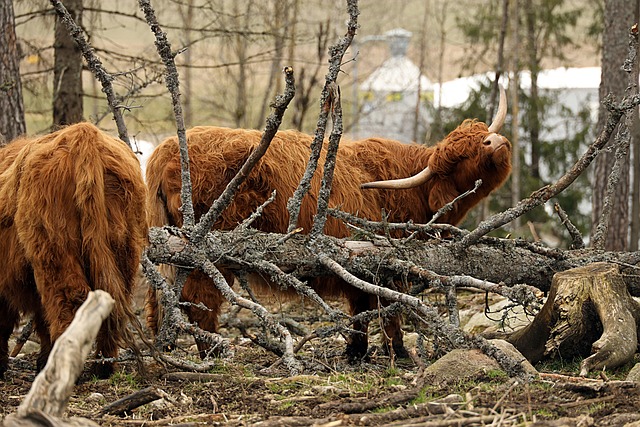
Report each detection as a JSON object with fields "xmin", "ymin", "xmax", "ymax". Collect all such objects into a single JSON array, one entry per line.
[
  {"xmin": 410, "ymin": 387, "xmax": 439, "ymax": 405},
  {"xmin": 108, "ymin": 371, "xmax": 139, "ymax": 389}
]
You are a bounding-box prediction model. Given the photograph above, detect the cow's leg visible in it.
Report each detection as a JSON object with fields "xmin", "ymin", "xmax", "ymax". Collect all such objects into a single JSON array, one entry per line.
[
  {"xmin": 381, "ymin": 308, "xmax": 408, "ymax": 359},
  {"xmin": 93, "ymin": 323, "xmax": 118, "ymax": 379},
  {"xmin": 31, "ymin": 257, "xmax": 91, "ymax": 370},
  {"xmin": 345, "ymin": 292, "xmax": 408, "ymax": 362},
  {"xmin": 145, "ymin": 278, "xmax": 161, "ymax": 335},
  {"xmin": 182, "ymin": 270, "xmax": 226, "ymax": 359},
  {"xmin": 92, "ymin": 239, "xmax": 139, "ymax": 379},
  {"xmin": 32, "ymin": 311, "xmax": 52, "ymax": 373},
  {"xmin": 345, "ymin": 291, "xmax": 372, "ymax": 362},
  {"xmin": 0, "ymin": 298, "xmax": 19, "ymax": 378}
]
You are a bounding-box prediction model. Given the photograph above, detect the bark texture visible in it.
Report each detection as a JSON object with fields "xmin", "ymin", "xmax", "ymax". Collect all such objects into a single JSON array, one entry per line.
[
  {"xmin": 146, "ymin": 227, "xmax": 640, "ymax": 296},
  {"xmin": 592, "ymin": 0, "xmax": 635, "ymax": 251},
  {"xmin": 0, "ymin": 0, "xmax": 26, "ymax": 143},
  {"xmin": 508, "ymin": 262, "xmax": 640, "ymax": 375},
  {"xmin": 53, "ymin": 0, "xmax": 84, "ymax": 126}
]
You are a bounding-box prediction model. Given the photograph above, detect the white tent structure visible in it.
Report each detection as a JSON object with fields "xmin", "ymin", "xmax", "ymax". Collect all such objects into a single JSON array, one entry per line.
[{"xmin": 355, "ymin": 29, "xmax": 433, "ymax": 143}]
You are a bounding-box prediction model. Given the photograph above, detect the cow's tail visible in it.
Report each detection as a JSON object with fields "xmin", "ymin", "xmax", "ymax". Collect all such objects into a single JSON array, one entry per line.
[{"xmin": 70, "ymin": 123, "xmax": 147, "ymax": 368}]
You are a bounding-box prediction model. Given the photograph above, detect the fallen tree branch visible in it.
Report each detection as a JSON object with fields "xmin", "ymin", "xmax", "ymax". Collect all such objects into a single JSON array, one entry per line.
[
  {"xmin": 317, "ymin": 255, "xmax": 530, "ymax": 379},
  {"xmin": 97, "ymin": 386, "xmax": 168, "ymax": 416},
  {"xmin": 4, "ymin": 291, "xmax": 113, "ymax": 426},
  {"xmin": 198, "ymin": 256, "xmax": 303, "ymax": 375},
  {"xmin": 146, "ymin": 226, "xmax": 640, "ymax": 296}
]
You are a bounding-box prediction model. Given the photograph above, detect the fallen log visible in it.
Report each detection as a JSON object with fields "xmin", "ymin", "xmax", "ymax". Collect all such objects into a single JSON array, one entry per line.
[
  {"xmin": 3, "ymin": 290, "xmax": 114, "ymax": 427},
  {"xmin": 146, "ymin": 226, "xmax": 640, "ymax": 296}
]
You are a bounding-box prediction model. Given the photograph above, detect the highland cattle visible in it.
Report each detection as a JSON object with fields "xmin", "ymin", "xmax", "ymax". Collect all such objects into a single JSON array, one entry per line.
[
  {"xmin": 145, "ymin": 86, "xmax": 511, "ymax": 360},
  {"xmin": 0, "ymin": 123, "xmax": 148, "ymax": 378}
]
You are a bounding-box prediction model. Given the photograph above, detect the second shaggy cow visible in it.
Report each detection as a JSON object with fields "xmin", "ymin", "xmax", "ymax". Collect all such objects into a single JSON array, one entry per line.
[
  {"xmin": 0, "ymin": 123, "xmax": 148, "ymax": 378},
  {"xmin": 145, "ymin": 87, "xmax": 511, "ymax": 360}
]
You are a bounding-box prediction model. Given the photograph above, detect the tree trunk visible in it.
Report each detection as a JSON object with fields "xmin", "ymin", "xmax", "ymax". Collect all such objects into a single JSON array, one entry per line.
[
  {"xmin": 631, "ymin": 116, "xmax": 640, "ymax": 250},
  {"xmin": 509, "ymin": 0, "xmax": 521, "ymax": 232},
  {"xmin": 53, "ymin": 0, "xmax": 84, "ymax": 126},
  {"xmin": 591, "ymin": 0, "xmax": 635, "ymax": 251},
  {"xmin": 507, "ymin": 262, "xmax": 640, "ymax": 376},
  {"xmin": 525, "ymin": 0, "xmax": 540, "ymax": 181},
  {"xmin": 0, "ymin": 0, "xmax": 26, "ymax": 144},
  {"xmin": 629, "ymin": 1, "xmax": 640, "ymax": 251}
]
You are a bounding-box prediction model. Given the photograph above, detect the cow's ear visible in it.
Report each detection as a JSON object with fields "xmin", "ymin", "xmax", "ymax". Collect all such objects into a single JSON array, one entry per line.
[{"xmin": 428, "ymin": 144, "xmax": 456, "ymax": 175}]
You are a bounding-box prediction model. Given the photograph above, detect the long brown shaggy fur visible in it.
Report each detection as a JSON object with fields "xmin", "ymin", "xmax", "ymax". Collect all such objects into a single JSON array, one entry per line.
[
  {"xmin": 145, "ymin": 120, "xmax": 511, "ymax": 359},
  {"xmin": 0, "ymin": 122, "xmax": 148, "ymax": 378}
]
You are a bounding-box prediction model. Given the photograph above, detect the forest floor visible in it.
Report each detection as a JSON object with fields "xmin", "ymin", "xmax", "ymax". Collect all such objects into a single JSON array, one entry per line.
[{"xmin": 2, "ymin": 292, "xmax": 640, "ymax": 426}]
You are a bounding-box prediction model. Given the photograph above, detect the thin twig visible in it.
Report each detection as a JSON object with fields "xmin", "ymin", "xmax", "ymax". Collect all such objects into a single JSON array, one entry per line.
[
  {"xmin": 138, "ymin": 0, "xmax": 194, "ymax": 227},
  {"xmin": 191, "ymin": 66, "xmax": 296, "ymax": 244},
  {"xmin": 286, "ymin": 0, "xmax": 359, "ymax": 232},
  {"xmin": 427, "ymin": 179, "xmax": 483, "ymax": 225},
  {"xmin": 553, "ymin": 202, "xmax": 585, "ymax": 249}
]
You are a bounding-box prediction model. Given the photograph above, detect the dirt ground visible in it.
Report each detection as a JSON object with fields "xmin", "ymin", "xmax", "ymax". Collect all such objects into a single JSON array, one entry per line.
[{"xmin": 2, "ymin": 294, "xmax": 640, "ymax": 427}]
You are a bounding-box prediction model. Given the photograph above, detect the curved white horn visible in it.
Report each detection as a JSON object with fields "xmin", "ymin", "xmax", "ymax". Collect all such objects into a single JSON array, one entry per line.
[
  {"xmin": 361, "ymin": 166, "xmax": 433, "ymax": 190},
  {"xmin": 487, "ymin": 83, "xmax": 507, "ymax": 133}
]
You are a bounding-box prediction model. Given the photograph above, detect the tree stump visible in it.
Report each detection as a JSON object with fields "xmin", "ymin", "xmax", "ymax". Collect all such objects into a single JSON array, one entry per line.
[{"xmin": 508, "ymin": 262, "xmax": 640, "ymax": 376}]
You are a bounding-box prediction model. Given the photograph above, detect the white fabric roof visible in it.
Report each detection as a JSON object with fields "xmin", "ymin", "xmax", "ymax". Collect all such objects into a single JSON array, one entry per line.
[
  {"xmin": 433, "ymin": 67, "xmax": 601, "ymax": 108},
  {"xmin": 360, "ymin": 56, "xmax": 433, "ymax": 92}
]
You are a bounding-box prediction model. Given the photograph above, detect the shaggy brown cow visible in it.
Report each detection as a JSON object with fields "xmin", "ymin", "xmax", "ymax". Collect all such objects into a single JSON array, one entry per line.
[
  {"xmin": 0, "ymin": 123, "xmax": 148, "ymax": 378},
  {"xmin": 145, "ymin": 87, "xmax": 511, "ymax": 360}
]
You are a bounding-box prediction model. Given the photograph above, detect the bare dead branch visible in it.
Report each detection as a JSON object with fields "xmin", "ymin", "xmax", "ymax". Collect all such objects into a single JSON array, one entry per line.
[
  {"xmin": 326, "ymin": 208, "xmax": 467, "ymax": 239},
  {"xmin": 553, "ymin": 202, "xmax": 585, "ymax": 249},
  {"xmin": 237, "ymin": 190, "xmax": 277, "ymax": 231},
  {"xmin": 428, "ymin": 179, "xmax": 483, "ymax": 226},
  {"xmin": 138, "ymin": 0, "xmax": 194, "ymax": 227},
  {"xmin": 198, "ymin": 257, "xmax": 303, "ymax": 375},
  {"xmin": 9, "ymin": 318, "xmax": 34, "ymax": 358},
  {"xmin": 287, "ymin": 0, "xmax": 359, "ymax": 232},
  {"xmin": 191, "ymin": 66, "xmax": 296, "ymax": 243},
  {"xmin": 97, "ymin": 387, "xmax": 167, "ymax": 417},
  {"xmin": 317, "ymin": 255, "xmax": 531, "ymax": 379},
  {"xmin": 310, "ymin": 82, "xmax": 343, "ymax": 239},
  {"xmin": 141, "ymin": 252, "xmax": 230, "ymax": 356}
]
